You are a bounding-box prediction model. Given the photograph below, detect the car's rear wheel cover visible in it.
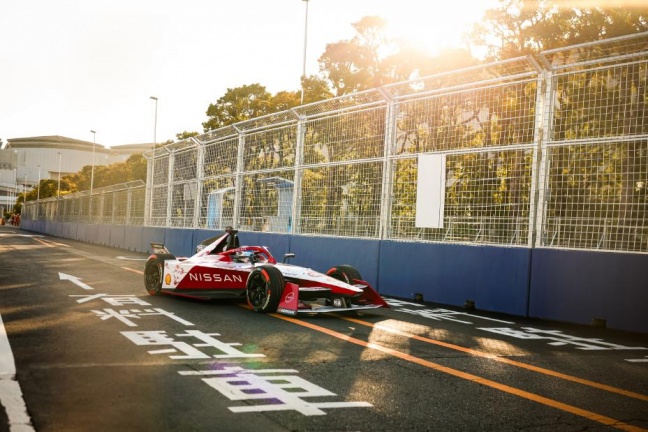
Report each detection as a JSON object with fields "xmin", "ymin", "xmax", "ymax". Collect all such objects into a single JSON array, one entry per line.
[{"xmin": 144, "ymin": 257, "xmax": 163, "ymax": 295}]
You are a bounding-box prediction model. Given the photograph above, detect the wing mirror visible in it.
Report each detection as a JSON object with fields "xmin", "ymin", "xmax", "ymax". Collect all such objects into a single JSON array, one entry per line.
[{"xmin": 282, "ymin": 253, "xmax": 295, "ymax": 263}]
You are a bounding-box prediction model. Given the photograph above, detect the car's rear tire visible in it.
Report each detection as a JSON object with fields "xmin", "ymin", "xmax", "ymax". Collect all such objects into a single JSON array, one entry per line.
[
  {"xmin": 144, "ymin": 254, "xmax": 172, "ymax": 296},
  {"xmin": 246, "ymin": 265, "xmax": 285, "ymax": 313},
  {"xmin": 326, "ymin": 265, "xmax": 362, "ymax": 284}
]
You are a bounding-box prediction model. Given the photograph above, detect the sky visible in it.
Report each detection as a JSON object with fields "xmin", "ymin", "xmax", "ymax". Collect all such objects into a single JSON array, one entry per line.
[{"xmin": 0, "ymin": 0, "xmax": 499, "ymax": 148}]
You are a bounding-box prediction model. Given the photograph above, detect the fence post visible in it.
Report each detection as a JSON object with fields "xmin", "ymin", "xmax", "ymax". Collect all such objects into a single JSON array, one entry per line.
[
  {"xmin": 192, "ymin": 137, "xmax": 205, "ymax": 229},
  {"xmin": 527, "ymin": 57, "xmax": 549, "ymax": 248},
  {"xmin": 232, "ymin": 127, "xmax": 244, "ymax": 229},
  {"xmin": 530, "ymin": 60, "xmax": 554, "ymax": 248},
  {"xmin": 126, "ymin": 187, "xmax": 132, "ymax": 226},
  {"xmin": 292, "ymin": 112, "xmax": 305, "ymax": 235},
  {"xmin": 144, "ymin": 152, "xmax": 153, "ymax": 227},
  {"xmin": 166, "ymin": 151, "xmax": 175, "ymax": 227},
  {"xmin": 379, "ymin": 88, "xmax": 396, "ymax": 240}
]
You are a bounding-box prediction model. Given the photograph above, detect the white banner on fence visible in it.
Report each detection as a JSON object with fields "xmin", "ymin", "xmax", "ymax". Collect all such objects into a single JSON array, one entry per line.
[{"xmin": 415, "ymin": 154, "xmax": 446, "ymax": 229}]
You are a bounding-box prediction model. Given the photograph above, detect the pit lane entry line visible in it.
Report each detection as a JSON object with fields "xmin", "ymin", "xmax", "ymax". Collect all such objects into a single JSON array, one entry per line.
[
  {"xmin": 338, "ymin": 315, "xmax": 648, "ymax": 403},
  {"xmin": 270, "ymin": 312, "xmax": 646, "ymax": 432}
]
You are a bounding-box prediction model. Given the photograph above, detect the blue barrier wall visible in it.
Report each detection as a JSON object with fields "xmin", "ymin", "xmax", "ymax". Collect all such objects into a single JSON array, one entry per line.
[
  {"xmin": 97, "ymin": 224, "xmax": 110, "ymax": 246},
  {"xmin": 124, "ymin": 226, "xmax": 143, "ymax": 251},
  {"xmin": 17, "ymin": 221, "xmax": 647, "ymax": 333},
  {"xmin": 529, "ymin": 248, "xmax": 648, "ymax": 334},
  {"xmin": 76, "ymin": 223, "xmax": 87, "ymax": 242},
  {"xmin": 379, "ymin": 241, "xmax": 531, "ymax": 316},
  {"xmin": 141, "ymin": 227, "xmax": 166, "ymax": 254},
  {"xmin": 110, "ymin": 225, "xmax": 126, "ymax": 249},
  {"xmin": 165, "ymin": 228, "xmax": 194, "ymax": 257}
]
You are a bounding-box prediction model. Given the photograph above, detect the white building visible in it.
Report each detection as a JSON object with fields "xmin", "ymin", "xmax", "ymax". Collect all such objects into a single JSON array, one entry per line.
[{"xmin": 0, "ymin": 135, "xmax": 150, "ymax": 214}]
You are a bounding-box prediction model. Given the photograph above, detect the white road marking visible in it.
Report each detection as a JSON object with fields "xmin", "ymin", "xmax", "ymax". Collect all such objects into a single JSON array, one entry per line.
[
  {"xmin": 0, "ymin": 315, "xmax": 15, "ymax": 378},
  {"xmin": 0, "ymin": 314, "xmax": 35, "ymax": 431},
  {"xmin": 116, "ymin": 256, "xmax": 147, "ymax": 261},
  {"xmin": 625, "ymin": 356, "xmax": 648, "ymax": 363},
  {"xmin": 58, "ymin": 273, "xmax": 94, "ymax": 290}
]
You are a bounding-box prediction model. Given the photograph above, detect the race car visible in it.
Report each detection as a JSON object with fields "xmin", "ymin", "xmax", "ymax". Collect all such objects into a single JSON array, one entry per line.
[{"xmin": 143, "ymin": 228, "xmax": 389, "ymax": 316}]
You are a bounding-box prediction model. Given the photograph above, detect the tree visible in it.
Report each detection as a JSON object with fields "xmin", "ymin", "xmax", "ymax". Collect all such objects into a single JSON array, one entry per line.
[
  {"xmin": 318, "ymin": 16, "xmax": 389, "ymax": 96},
  {"xmin": 202, "ymin": 84, "xmax": 274, "ymax": 131},
  {"xmin": 471, "ymin": 0, "xmax": 648, "ymax": 60},
  {"xmin": 176, "ymin": 131, "xmax": 199, "ymax": 140},
  {"xmin": 301, "ymin": 75, "xmax": 334, "ymax": 104}
]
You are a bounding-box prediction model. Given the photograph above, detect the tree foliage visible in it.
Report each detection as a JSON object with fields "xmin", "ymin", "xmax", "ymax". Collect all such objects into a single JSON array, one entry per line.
[
  {"xmin": 202, "ymin": 84, "xmax": 274, "ymax": 131},
  {"xmin": 471, "ymin": 0, "xmax": 648, "ymax": 60},
  {"xmin": 25, "ymin": 153, "xmax": 147, "ymax": 204}
]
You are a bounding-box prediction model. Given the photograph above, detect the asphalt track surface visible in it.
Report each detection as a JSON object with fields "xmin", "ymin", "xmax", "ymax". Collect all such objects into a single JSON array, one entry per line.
[{"xmin": 0, "ymin": 224, "xmax": 647, "ymax": 432}]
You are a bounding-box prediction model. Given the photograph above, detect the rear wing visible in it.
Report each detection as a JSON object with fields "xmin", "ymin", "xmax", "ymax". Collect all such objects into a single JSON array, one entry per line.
[{"xmin": 150, "ymin": 242, "xmax": 170, "ymax": 254}]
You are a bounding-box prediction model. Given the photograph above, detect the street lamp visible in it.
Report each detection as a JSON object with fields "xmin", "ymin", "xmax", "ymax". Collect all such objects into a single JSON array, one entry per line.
[
  {"xmin": 150, "ymin": 96, "xmax": 158, "ymax": 148},
  {"xmin": 12, "ymin": 168, "xmax": 16, "ymax": 209},
  {"xmin": 148, "ymin": 96, "xmax": 158, "ymax": 226},
  {"xmin": 90, "ymin": 130, "xmax": 96, "ymax": 194},
  {"xmin": 300, "ymin": 0, "xmax": 310, "ymax": 105},
  {"xmin": 37, "ymin": 165, "xmax": 41, "ymax": 200},
  {"xmin": 57, "ymin": 152, "xmax": 62, "ymax": 197}
]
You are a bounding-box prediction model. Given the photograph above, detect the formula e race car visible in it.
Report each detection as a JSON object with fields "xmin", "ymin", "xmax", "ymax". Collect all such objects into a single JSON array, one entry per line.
[{"xmin": 143, "ymin": 228, "xmax": 389, "ymax": 316}]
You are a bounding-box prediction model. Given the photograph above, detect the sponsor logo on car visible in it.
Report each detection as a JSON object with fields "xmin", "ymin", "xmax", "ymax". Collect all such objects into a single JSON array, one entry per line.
[{"xmin": 188, "ymin": 273, "xmax": 244, "ymax": 283}]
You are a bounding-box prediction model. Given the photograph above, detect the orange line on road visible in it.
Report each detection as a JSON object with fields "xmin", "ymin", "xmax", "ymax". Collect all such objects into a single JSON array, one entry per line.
[
  {"xmin": 270, "ymin": 312, "xmax": 647, "ymax": 432},
  {"xmin": 339, "ymin": 315, "xmax": 648, "ymax": 403}
]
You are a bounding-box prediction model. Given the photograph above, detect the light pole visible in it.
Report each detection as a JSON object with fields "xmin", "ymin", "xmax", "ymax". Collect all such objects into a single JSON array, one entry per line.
[
  {"xmin": 150, "ymin": 96, "xmax": 158, "ymax": 148},
  {"xmin": 90, "ymin": 130, "xmax": 96, "ymax": 194},
  {"xmin": 12, "ymin": 168, "xmax": 16, "ymax": 210},
  {"xmin": 57, "ymin": 152, "xmax": 62, "ymax": 197},
  {"xmin": 300, "ymin": 0, "xmax": 310, "ymax": 105},
  {"xmin": 37, "ymin": 165, "xmax": 41, "ymax": 200},
  {"xmin": 150, "ymin": 95, "xmax": 158, "ymax": 188},
  {"xmin": 23, "ymin": 174, "xmax": 27, "ymax": 202}
]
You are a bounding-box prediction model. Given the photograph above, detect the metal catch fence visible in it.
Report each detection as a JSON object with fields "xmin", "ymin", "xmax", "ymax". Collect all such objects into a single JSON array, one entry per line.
[{"xmin": 23, "ymin": 32, "xmax": 648, "ymax": 253}]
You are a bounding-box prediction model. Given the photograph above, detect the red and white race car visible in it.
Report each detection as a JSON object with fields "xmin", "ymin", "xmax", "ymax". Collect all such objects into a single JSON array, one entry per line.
[{"xmin": 143, "ymin": 228, "xmax": 389, "ymax": 316}]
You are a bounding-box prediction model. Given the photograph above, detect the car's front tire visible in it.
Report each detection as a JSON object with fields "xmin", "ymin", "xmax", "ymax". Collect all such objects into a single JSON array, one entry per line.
[
  {"xmin": 246, "ymin": 265, "xmax": 285, "ymax": 313},
  {"xmin": 326, "ymin": 265, "xmax": 362, "ymax": 308},
  {"xmin": 326, "ymin": 265, "xmax": 362, "ymax": 284}
]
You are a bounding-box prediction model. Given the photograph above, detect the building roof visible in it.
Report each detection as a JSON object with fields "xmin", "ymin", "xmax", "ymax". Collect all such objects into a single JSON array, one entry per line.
[
  {"xmin": 108, "ymin": 143, "xmax": 153, "ymax": 155},
  {"xmin": 5, "ymin": 136, "xmax": 151, "ymax": 156},
  {"xmin": 7, "ymin": 135, "xmax": 101, "ymax": 152}
]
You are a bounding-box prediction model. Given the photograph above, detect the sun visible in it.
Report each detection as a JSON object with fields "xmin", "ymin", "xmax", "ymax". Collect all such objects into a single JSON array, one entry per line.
[{"xmin": 381, "ymin": 0, "xmax": 499, "ymax": 56}]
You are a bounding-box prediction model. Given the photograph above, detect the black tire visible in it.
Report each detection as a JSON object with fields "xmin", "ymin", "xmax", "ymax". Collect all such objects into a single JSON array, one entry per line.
[
  {"xmin": 144, "ymin": 254, "xmax": 173, "ymax": 296},
  {"xmin": 326, "ymin": 265, "xmax": 362, "ymax": 285},
  {"xmin": 246, "ymin": 265, "xmax": 285, "ymax": 313}
]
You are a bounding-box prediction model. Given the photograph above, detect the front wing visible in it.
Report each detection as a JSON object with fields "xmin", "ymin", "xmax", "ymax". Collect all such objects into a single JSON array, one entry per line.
[{"xmin": 276, "ymin": 280, "xmax": 389, "ymax": 316}]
